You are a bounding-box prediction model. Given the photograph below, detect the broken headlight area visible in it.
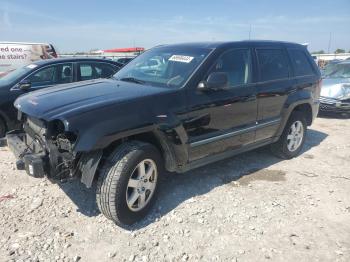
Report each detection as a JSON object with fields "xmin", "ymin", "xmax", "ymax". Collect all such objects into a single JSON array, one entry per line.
[
  {"xmin": 6, "ymin": 114, "xmax": 101, "ymax": 187},
  {"xmin": 18, "ymin": 116, "xmax": 79, "ymax": 181}
]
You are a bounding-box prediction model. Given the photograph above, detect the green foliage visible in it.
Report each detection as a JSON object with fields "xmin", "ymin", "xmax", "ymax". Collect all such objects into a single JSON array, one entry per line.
[
  {"xmin": 335, "ymin": 49, "xmax": 346, "ymax": 54},
  {"xmin": 311, "ymin": 50, "xmax": 325, "ymax": 54}
]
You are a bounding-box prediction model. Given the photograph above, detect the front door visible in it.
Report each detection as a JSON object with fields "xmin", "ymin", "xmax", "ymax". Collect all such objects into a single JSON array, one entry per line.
[{"xmin": 185, "ymin": 48, "xmax": 258, "ymax": 161}]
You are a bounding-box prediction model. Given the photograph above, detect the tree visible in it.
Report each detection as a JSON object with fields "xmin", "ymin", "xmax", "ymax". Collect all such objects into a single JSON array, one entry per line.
[
  {"xmin": 335, "ymin": 48, "xmax": 346, "ymax": 54},
  {"xmin": 311, "ymin": 50, "xmax": 325, "ymax": 54},
  {"xmin": 74, "ymin": 52, "xmax": 87, "ymax": 55}
]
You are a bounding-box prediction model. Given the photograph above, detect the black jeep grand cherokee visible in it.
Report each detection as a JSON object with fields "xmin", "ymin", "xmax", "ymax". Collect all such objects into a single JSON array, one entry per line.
[{"xmin": 1, "ymin": 41, "xmax": 321, "ymax": 227}]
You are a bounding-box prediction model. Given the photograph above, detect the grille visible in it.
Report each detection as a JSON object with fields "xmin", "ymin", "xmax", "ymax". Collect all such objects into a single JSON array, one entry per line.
[{"xmin": 320, "ymin": 103, "xmax": 334, "ymax": 110}]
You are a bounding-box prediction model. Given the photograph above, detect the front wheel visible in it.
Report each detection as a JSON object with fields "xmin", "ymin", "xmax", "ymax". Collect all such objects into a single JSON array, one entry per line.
[
  {"xmin": 96, "ymin": 141, "xmax": 162, "ymax": 227},
  {"xmin": 271, "ymin": 112, "xmax": 307, "ymax": 159}
]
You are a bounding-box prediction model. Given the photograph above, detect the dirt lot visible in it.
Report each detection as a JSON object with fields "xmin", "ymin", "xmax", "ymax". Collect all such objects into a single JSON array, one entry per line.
[{"xmin": 0, "ymin": 116, "xmax": 349, "ymax": 262}]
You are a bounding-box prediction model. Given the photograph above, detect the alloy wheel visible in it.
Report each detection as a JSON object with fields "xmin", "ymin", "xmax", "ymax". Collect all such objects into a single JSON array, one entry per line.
[
  {"xmin": 287, "ymin": 120, "xmax": 304, "ymax": 152},
  {"xmin": 126, "ymin": 159, "xmax": 158, "ymax": 212}
]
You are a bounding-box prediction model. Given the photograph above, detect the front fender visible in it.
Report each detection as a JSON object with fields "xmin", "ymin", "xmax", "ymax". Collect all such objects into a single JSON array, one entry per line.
[
  {"xmin": 69, "ymin": 113, "xmax": 189, "ymax": 170},
  {"xmin": 62, "ymin": 89, "xmax": 189, "ymax": 168}
]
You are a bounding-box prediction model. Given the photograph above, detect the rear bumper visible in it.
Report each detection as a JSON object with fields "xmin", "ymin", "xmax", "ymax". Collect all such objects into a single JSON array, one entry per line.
[
  {"xmin": 319, "ymin": 97, "xmax": 350, "ymax": 113},
  {"xmin": 0, "ymin": 132, "xmax": 47, "ymax": 178}
]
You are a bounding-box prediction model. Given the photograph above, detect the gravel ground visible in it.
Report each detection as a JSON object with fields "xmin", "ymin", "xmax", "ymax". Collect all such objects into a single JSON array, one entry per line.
[{"xmin": 0, "ymin": 116, "xmax": 349, "ymax": 262}]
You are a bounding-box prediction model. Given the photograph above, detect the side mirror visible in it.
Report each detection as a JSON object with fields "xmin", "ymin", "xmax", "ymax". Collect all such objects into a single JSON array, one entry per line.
[
  {"xmin": 198, "ymin": 72, "xmax": 229, "ymax": 91},
  {"xmin": 18, "ymin": 80, "xmax": 31, "ymax": 91}
]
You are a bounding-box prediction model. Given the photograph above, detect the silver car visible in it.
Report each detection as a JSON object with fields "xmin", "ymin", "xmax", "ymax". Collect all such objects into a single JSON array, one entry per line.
[{"xmin": 320, "ymin": 61, "xmax": 350, "ymax": 114}]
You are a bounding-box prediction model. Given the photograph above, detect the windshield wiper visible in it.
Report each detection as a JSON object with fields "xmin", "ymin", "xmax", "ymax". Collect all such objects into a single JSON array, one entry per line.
[{"xmin": 119, "ymin": 77, "xmax": 146, "ymax": 84}]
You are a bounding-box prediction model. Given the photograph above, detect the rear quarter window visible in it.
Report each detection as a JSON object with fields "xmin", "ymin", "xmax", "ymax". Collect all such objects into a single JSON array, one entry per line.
[
  {"xmin": 257, "ymin": 49, "xmax": 290, "ymax": 82},
  {"xmin": 288, "ymin": 49, "xmax": 315, "ymax": 76},
  {"xmin": 80, "ymin": 64, "xmax": 93, "ymax": 79}
]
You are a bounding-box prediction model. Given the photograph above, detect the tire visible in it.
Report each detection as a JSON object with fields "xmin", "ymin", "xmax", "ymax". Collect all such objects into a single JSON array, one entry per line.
[
  {"xmin": 271, "ymin": 111, "xmax": 307, "ymax": 159},
  {"xmin": 96, "ymin": 141, "xmax": 162, "ymax": 227},
  {"xmin": 0, "ymin": 118, "xmax": 6, "ymax": 138}
]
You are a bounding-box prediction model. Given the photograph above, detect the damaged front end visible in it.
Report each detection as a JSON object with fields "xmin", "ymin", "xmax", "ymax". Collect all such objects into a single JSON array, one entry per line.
[{"xmin": 1, "ymin": 113, "xmax": 102, "ymax": 187}]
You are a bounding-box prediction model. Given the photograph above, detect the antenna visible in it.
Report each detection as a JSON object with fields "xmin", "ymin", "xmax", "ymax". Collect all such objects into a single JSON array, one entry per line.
[
  {"xmin": 248, "ymin": 24, "xmax": 252, "ymax": 40},
  {"xmin": 327, "ymin": 32, "xmax": 332, "ymax": 53}
]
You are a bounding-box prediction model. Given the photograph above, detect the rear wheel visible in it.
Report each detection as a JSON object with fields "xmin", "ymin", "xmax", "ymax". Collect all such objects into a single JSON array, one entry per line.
[
  {"xmin": 96, "ymin": 141, "xmax": 162, "ymax": 226},
  {"xmin": 271, "ymin": 111, "xmax": 307, "ymax": 159},
  {"xmin": 0, "ymin": 118, "xmax": 6, "ymax": 138}
]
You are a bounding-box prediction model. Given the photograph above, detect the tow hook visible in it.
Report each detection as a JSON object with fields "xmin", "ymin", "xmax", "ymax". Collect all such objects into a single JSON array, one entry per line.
[{"xmin": 16, "ymin": 160, "xmax": 25, "ymax": 170}]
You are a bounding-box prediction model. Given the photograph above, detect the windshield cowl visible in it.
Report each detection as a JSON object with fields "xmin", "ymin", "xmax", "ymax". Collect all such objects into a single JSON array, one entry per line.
[{"xmin": 118, "ymin": 77, "xmax": 146, "ymax": 85}]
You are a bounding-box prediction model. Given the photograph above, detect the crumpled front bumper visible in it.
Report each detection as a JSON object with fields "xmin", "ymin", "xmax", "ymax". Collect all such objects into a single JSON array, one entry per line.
[
  {"xmin": 0, "ymin": 132, "xmax": 47, "ymax": 178},
  {"xmin": 319, "ymin": 96, "xmax": 350, "ymax": 113}
]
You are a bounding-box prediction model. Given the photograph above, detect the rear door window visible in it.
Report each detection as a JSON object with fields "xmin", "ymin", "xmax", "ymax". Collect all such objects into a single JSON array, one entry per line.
[
  {"xmin": 288, "ymin": 49, "xmax": 315, "ymax": 76},
  {"xmin": 79, "ymin": 64, "xmax": 94, "ymax": 81},
  {"xmin": 257, "ymin": 49, "xmax": 290, "ymax": 82}
]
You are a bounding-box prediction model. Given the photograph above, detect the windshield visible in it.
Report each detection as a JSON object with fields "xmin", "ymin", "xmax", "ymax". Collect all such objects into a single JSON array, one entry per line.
[
  {"xmin": 323, "ymin": 63, "xmax": 350, "ymax": 79},
  {"xmin": 0, "ymin": 64, "xmax": 35, "ymax": 85},
  {"xmin": 113, "ymin": 46, "xmax": 212, "ymax": 88}
]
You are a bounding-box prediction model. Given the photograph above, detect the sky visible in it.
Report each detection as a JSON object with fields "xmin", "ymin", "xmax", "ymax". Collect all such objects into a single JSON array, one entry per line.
[{"xmin": 0, "ymin": 0, "xmax": 349, "ymax": 53}]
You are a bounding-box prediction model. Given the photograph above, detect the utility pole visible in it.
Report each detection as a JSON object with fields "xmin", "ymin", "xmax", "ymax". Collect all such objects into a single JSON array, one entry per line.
[
  {"xmin": 327, "ymin": 32, "xmax": 332, "ymax": 53},
  {"xmin": 248, "ymin": 24, "xmax": 252, "ymax": 40}
]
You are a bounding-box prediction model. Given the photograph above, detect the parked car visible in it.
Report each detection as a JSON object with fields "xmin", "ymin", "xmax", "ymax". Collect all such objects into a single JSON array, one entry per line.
[
  {"xmin": 319, "ymin": 61, "xmax": 350, "ymax": 114},
  {"xmin": 0, "ymin": 58, "xmax": 122, "ymax": 137},
  {"xmin": 321, "ymin": 59, "xmax": 341, "ymax": 77},
  {"xmin": 0, "ymin": 42, "xmax": 58, "ymax": 77},
  {"xmin": 115, "ymin": 57, "xmax": 134, "ymax": 65},
  {"xmin": 0, "ymin": 41, "xmax": 321, "ymax": 226}
]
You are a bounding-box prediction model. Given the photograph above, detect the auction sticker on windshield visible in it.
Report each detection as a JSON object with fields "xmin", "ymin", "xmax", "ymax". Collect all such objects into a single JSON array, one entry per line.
[
  {"xmin": 169, "ymin": 55, "xmax": 194, "ymax": 63},
  {"xmin": 26, "ymin": 64, "xmax": 38, "ymax": 69}
]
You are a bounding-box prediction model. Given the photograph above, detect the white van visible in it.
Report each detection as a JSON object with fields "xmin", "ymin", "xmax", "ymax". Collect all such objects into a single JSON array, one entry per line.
[{"xmin": 0, "ymin": 42, "xmax": 57, "ymax": 77}]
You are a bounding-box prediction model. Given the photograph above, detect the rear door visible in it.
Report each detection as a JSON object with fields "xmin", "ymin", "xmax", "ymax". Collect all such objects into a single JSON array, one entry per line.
[
  {"xmin": 255, "ymin": 47, "xmax": 293, "ymax": 141},
  {"xmin": 287, "ymin": 48, "xmax": 319, "ymax": 99}
]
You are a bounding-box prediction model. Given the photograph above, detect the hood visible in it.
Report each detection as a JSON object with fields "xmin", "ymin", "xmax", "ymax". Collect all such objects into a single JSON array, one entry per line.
[
  {"xmin": 0, "ymin": 83, "xmax": 11, "ymax": 92},
  {"xmin": 321, "ymin": 78, "xmax": 350, "ymax": 99},
  {"xmin": 15, "ymin": 79, "xmax": 170, "ymax": 121}
]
